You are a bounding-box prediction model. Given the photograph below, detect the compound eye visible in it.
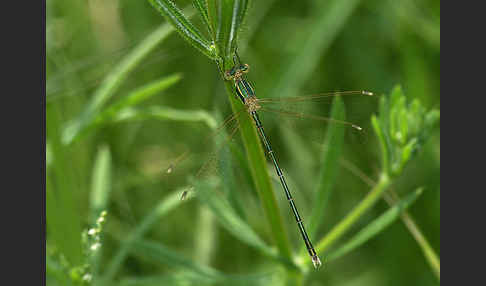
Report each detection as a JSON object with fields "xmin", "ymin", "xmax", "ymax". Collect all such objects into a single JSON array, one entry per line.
[{"xmin": 241, "ymin": 64, "xmax": 250, "ymax": 73}]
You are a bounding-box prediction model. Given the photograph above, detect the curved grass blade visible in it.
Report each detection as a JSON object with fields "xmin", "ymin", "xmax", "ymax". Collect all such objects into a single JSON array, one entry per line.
[
  {"xmin": 62, "ymin": 20, "xmax": 186, "ymax": 145},
  {"xmin": 132, "ymin": 239, "xmax": 273, "ymax": 285},
  {"xmin": 132, "ymin": 240, "xmax": 222, "ymax": 283},
  {"xmin": 110, "ymin": 106, "xmax": 218, "ymax": 130},
  {"xmin": 192, "ymin": 177, "xmax": 297, "ymax": 269},
  {"xmin": 148, "ymin": 0, "xmax": 216, "ymax": 59},
  {"xmin": 65, "ymin": 74, "xmax": 183, "ymax": 143},
  {"xmin": 94, "ymin": 73, "xmax": 182, "ymax": 123},
  {"xmin": 102, "ymin": 190, "xmax": 186, "ymax": 282},
  {"xmin": 327, "ymin": 188, "xmax": 424, "ymax": 261},
  {"xmin": 307, "ymin": 96, "xmax": 346, "ymax": 240}
]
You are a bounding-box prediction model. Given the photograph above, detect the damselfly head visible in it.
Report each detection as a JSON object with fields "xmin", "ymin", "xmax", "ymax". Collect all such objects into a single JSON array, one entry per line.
[
  {"xmin": 362, "ymin": 91, "xmax": 374, "ymax": 96},
  {"xmin": 240, "ymin": 64, "xmax": 250, "ymax": 74}
]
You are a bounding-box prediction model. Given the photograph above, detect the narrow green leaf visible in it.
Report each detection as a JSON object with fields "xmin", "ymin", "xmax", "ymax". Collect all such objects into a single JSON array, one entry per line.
[
  {"xmin": 132, "ymin": 239, "xmax": 272, "ymax": 285},
  {"xmin": 120, "ymin": 271, "xmax": 271, "ymax": 286},
  {"xmin": 308, "ymin": 96, "xmax": 346, "ymax": 239},
  {"xmin": 193, "ymin": 178, "xmax": 292, "ymax": 265},
  {"xmin": 95, "ymin": 74, "xmax": 182, "ymax": 124},
  {"xmin": 88, "ymin": 144, "xmax": 112, "ymax": 278},
  {"xmin": 192, "ymin": 0, "xmax": 211, "ymax": 33},
  {"xmin": 207, "ymin": 0, "xmax": 248, "ymax": 60},
  {"xmin": 372, "ymin": 115, "xmax": 389, "ymax": 173},
  {"xmin": 226, "ymin": 82, "xmax": 294, "ymax": 262},
  {"xmin": 110, "ymin": 106, "xmax": 218, "ymax": 130},
  {"xmin": 341, "ymin": 160, "xmax": 440, "ymax": 281},
  {"xmin": 67, "ymin": 74, "xmax": 182, "ymax": 143},
  {"xmin": 47, "ymin": 105, "xmax": 83, "ymax": 266},
  {"xmin": 132, "ymin": 239, "xmax": 223, "ymax": 283},
  {"xmin": 89, "ymin": 145, "xmax": 112, "ymax": 220},
  {"xmin": 310, "ymin": 173, "xmax": 392, "ymax": 265},
  {"xmin": 269, "ymin": 0, "xmax": 363, "ymax": 100},
  {"xmin": 327, "ymin": 188, "xmax": 424, "ymax": 261},
  {"xmin": 120, "ymin": 274, "xmax": 208, "ymax": 286},
  {"xmin": 148, "ymin": 0, "xmax": 215, "ymax": 59},
  {"xmin": 103, "ymin": 190, "xmax": 185, "ymax": 281},
  {"xmin": 62, "ymin": 18, "xmax": 187, "ymax": 145}
]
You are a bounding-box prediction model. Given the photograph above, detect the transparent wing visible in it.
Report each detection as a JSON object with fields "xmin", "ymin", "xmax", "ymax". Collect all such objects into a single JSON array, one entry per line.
[
  {"xmin": 254, "ymin": 91, "xmax": 379, "ymax": 193},
  {"xmin": 258, "ymin": 90, "xmax": 373, "ymax": 104},
  {"xmin": 257, "ymin": 90, "xmax": 378, "ymax": 139},
  {"xmin": 161, "ymin": 109, "xmax": 246, "ymax": 200}
]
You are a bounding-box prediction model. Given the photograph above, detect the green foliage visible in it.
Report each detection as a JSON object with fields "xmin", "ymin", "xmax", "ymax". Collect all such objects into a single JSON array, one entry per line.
[
  {"xmin": 47, "ymin": 1, "xmax": 440, "ymax": 285},
  {"xmin": 61, "ymin": 23, "xmax": 183, "ymax": 145},
  {"xmin": 148, "ymin": 0, "xmax": 216, "ymax": 59},
  {"xmin": 308, "ymin": 96, "xmax": 346, "ymax": 240},
  {"xmin": 372, "ymin": 86, "xmax": 440, "ymax": 176},
  {"xmin": 327, "ymin": 188, "xmax": 424, "ymax": 261}
]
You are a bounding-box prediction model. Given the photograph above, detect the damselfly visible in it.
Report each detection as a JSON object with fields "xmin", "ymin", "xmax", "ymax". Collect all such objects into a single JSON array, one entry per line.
[{"xmin": 174, "ymin": 52, "xmax": 373, "ymax": 269}]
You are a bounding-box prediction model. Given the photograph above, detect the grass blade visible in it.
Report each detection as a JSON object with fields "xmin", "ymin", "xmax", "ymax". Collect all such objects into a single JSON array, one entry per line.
[
  {"xmin": 192, "ymin": 0, "xmax": 211, "ymax": 33},
  {"xmin": 148, "ymin": 0, "xmax": 215, "ymax": 59},
  {"xmin": 89, "ymin": 145, "xmax": 112, "ymax": 220},
  {"xmin": 67, "ymin": 74, "xmax": 182, "ymax": 143},
  {"xmin": 46, "ymin": 105, "xmax": 83, "ymax": 266},
  {"xmin": 62, "ymin": 18, "xmax": 188, "ymax": 145},
  {"xmin": 110, "ymin": 106, "xmax": 217, "ymax": 130},
  {"xmin": 193, "ymin": 177, "xmax": 296, "ymax": 268},
  {"xmin": 94, "ymin": 74, "xmax": 182, "ymax": 124},
  {"xmin": 309, "ymin": 173, "xmax": 392, "ymax": 266},
  {"xmin": 88, "ymin": 144, "xmax": 112, "ymax": 277},
  {"xmin": 103, "ymin": 190, "xmax": 186, "ymax": 281},
  {"xmin": 340, "ymin": 159, "xmax": 440, "ymax": 280},
  {"xmin": 132, "ymin": 239, "xmax": 272, "ymax": 284},
  {"xmin": 132, "ymin": 239, "xmax": 223, "ymax": 283},
  {"xmin": 269, "ymin": 0, "xmax": 363, "ymax": 100},
  {"xmin": 226, "ymin": 83, "xmax": 294, "ymax": 262},
  {"xmin": 308, "ymin": 96, "xmax": 346, "ymax": 239},
  {"xmin": 120, "ymin": 272, "xmax": 271, "ymax": 286},
  {"xmin": 327, "ymin": 188, "xmax": 424, "ymax": 261},
  {"xmin": 207, "ymin": 0, "xmax": 248, "ymax": 59}
]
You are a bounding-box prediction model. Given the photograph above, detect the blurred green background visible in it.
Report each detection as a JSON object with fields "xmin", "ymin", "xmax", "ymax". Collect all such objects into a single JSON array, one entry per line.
[{"xmin": 46, "ymin": 0, "xmax": 440, "ymax": 285}]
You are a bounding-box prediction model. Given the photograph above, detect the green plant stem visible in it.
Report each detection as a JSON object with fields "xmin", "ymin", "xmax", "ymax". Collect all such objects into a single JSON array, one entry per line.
[
  {"xmin": 400, "ymin": 211, "xmax": 440, "ymax": 280},
  {"xmin": 224, "ymin": 80, "xmax": 293, "ymax": 262},
  {"xmin": 313, "ymin": 173, "xmax": 391, "ymax": 258},
  {"xmin": 340, "ymin": 159, "xmax": 440, "ymax": 281}
]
